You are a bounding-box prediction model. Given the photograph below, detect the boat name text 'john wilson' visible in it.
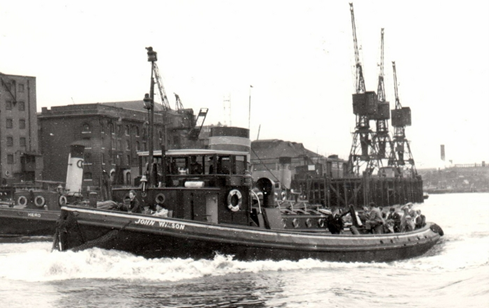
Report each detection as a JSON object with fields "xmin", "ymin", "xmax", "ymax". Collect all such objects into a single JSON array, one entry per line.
[{"xmin": 135, "ymin": 218, "xmax": 185, "ymax": 230}]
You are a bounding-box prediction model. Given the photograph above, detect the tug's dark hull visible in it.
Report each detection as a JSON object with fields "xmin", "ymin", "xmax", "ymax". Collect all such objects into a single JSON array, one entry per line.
[
  {"xmin": 0, "ymin": 207, "xmax": 59, "ymax": 237},
  {"xmin": 55, "ymin": 206, "xmax": 442, "ymax": 262}
]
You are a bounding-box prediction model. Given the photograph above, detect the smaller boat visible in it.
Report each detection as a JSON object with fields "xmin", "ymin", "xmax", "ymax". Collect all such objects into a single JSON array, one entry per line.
[
  {"xmin": 0, "ymin": 143, "xmax": 88, "ymax": 237},
  {"xmin": 53, "ymin": 149, "xmax": 444, "ymax": 262}
]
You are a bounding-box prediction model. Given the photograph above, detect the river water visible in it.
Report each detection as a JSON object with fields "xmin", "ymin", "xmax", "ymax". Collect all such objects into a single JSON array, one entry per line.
[{"xmin": 0, "ymin": 193, "xmax": 488, "ymax": 308}]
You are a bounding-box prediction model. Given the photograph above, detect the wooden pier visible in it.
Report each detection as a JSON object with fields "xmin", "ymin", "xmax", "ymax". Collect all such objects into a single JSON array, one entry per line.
[{"xmin": 291, "ymin": 174, "xmax": 424, "ymax": 208}]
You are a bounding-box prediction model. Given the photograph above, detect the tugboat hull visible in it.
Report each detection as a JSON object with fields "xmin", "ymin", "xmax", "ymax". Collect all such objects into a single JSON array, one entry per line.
[
  {"xmin": 0, "ymin": 207, "xmax": 59, "ymax": 237},
  {"xmin": 55, "ymin": 206, "xmax": 442, "ymax": 263}
]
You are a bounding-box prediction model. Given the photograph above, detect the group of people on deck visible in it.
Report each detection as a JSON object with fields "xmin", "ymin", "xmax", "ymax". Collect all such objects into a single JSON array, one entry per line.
[
  {"xmin": 327, "ymin": 201, "xmax": 426, "ymax": 234},
  {"xmin": 124, "ymin": 190, "xmax": 170, "ymax": 217},
  {"xmin": 361, "ymin": 202, "xmax": 426, "ymax": 234}
]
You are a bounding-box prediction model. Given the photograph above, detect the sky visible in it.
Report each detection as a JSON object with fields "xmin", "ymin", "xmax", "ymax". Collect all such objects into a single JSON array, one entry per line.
[{"xmin": 1, "ymin": 0, "xmax": 488, "ymax": 169}]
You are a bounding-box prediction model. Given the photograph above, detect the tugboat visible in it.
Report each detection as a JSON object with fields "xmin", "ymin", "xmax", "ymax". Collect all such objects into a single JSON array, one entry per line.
[
  {"xmin": 52, "ymin": 45, "xmax": 443, "ymax": 262},
  {"xmin": 53, "ymin": 148, "xmax": 444, "ymax": 262},
  {"xmin": 0, "ymin": 142, "xmax": 88, "ymax": 237}
]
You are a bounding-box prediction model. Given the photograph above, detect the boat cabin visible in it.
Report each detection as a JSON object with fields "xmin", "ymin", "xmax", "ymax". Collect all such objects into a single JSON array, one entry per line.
[{"xmin": 112, "ymin": 149, "xmax": 254, "ymax": 226}]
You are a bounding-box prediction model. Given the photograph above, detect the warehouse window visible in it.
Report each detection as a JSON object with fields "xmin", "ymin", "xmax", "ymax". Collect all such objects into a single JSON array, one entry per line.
[{"xmin": 82, "ymin": 123, "xmax": 91, "ymax": 134}]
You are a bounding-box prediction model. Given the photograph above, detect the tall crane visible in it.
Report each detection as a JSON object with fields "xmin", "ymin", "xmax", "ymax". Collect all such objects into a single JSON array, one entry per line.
[
  {"xmin": 174, "ymin": 93, "xmax": 184, "ymax": 111},
  {"xmin": 347, "ymin": 2, "xmax": 381, "ymax": 176},
  {"xmin": 372, "ymin": 29, "xmax": 397, "ymax": 173},
  {"xmin": 391, "ymin": 61, "xmax": 417, "ymax": 177}
]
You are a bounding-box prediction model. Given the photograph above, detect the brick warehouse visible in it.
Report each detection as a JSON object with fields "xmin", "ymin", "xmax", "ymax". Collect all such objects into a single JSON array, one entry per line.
[
  {"xmin": 38, "ymin": 101, "xmax": 201, "ymax": 197},
  {"xmin": 0, "ymin": 72, "xmax": 41, "ymax": 185}
]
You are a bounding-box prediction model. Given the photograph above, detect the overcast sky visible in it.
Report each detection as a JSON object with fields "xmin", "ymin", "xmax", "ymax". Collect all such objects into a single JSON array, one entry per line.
[{"xmin": 1, "ymin": 0, "xmax": 488, "ymax": 169}]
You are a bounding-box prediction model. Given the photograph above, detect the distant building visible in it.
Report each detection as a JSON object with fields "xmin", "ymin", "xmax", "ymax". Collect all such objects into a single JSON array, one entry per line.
[
  {"xmin": 419, "ymin": 163, "xmax": 489, "ymax": 193},
  {"xmin": 250, "ymin": 139, "xmax": 346, "ymax": 189},
  {"xmin": 0, "ymin": 72, "xmax": 41, "ymax": 185},
  {"xmin": 38, "ymin": 101, "xmax": 199, "ymax": 196}
]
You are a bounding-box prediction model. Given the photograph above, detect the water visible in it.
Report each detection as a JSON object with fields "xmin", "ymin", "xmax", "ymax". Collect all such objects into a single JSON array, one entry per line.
[{"xmin": 0, "ymin": 193, "xmax": 488, "ymax": 308}]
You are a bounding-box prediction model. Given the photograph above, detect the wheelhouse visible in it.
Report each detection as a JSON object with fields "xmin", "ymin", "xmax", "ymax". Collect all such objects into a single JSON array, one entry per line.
[{"xmin": 111, "ymin": 149, "xmax": 253, "ymax": 226}]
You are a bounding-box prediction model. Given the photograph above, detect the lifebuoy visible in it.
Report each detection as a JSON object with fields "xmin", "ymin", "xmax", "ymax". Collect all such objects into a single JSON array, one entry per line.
[
  {"xmin": 34, "ymin": 195, "xmax": 46, "ymax": 208},
  {"xmin": 292, "ymin": 218, "xmax": 300, "ymax": 228},
  {"xmin": 318, "ymin": 218, "xmax": 326, "ymax": 228},
  {"xmin": 59, "ymin": 195, "xmax": 67, "ymax": 206},
  {"xmin": 430, "ymin": 223, "xmax": 444, "ymax": 236},
  {"xmin": 227, "ymin": 189, "xmax": 242, "ymax": 212},
  {"xmin": 155, "ymin": 193, "xmax": 166, "ymax": 204},
  {"xmin": 17, "ymin": 196, "xmax": 28, "ymax": 206},
  {"xmin": 305, "ymin": 218, "xmax": 312, "ymax": 228}
]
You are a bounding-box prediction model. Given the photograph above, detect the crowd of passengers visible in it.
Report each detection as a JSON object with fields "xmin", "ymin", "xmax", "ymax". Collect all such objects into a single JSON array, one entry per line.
[
  {"xmin": 98, "ymin": 189, "xmax": 172, "ymax": 217},
  {"xmin": 325, "ymin": 202, "xmax": 426, "ymax": 234}
]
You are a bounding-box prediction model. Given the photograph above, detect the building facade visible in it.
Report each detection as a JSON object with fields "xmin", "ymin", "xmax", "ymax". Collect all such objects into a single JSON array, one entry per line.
[
  {"xmin": 250, "ymin": 139, "xmax": 347, "ymax": 189},
  {"xmin": 0, "ymin": 73, "xmax": 41, "ymax": 185},
  {"xmin": 38, "ymin": 101, "xmax": 199, "ymax": 197}
]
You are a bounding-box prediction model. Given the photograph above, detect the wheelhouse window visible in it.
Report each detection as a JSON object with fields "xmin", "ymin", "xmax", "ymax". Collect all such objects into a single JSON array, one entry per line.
[{"xmin": 165, "ymin": 153, "xmax": 248, "ymax": 176}]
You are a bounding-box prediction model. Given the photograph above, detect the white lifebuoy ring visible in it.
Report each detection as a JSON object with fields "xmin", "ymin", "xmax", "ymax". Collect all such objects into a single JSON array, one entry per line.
[
  {"xmin": 305, "ymin": 218, "xmax": 312, "ymax": 228},
  {"xmin": 155, "ymin": 193, "xmax": 166, "ymax": 204},
  {"xmin": 318, "ymin": 218, "xmax": 326, "ymax": 228},
  {"xmin": 292, "ymin": 218, "xmax": 300, "ymax": 228},
  {"xmin": 17, "ymin": 195, "xmax": 28, "ymax": 206},
  {"xmin": 34, "ymin": 195, "xmax": 46, "ymax": 208},
  {"xmin": 227, "ymin": 189, "xmax": 242, "ymax": 212},
  {"xmin": 59, "ymin": 195, "xmax": 67, "ymax": 206}
]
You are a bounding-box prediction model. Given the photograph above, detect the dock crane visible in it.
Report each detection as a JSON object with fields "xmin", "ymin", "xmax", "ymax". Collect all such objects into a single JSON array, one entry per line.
[
  {"xmin": 174, "ymin": 93, "xmax": 209, "ymax": 140},
  {"xmin": 391, "ymin": 61, "xmax": 417, "ymax": 177},
  {"xmin": 372, "ymin": 29, "xmax": 398, "ymax": 174},
  {"xmin": 152, "ymin": 61, "xmax": 171, "ymax": 111},
  {"xmin": 174, "ymin": 93, "xmax": 184, "ymax": 111},
  {"xmin": 347, "ymin": 3, "xmax": 382, "ymax": 176}
]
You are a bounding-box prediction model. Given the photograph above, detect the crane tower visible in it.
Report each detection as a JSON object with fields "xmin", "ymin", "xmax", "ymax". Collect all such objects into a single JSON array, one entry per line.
[
  {"xmin": 347, "ymin": 3, "xmax": 382, "ymax": 176},
  {"xmin": 372, "ymin": 28, "xmax": 398, "ymax": 174},
  {"xmin": 391, "ymin": 61, "xmax": 417, "ymax": 177}
]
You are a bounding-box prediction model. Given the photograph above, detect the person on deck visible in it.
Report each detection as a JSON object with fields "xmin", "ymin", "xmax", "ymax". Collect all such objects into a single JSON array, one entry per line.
[
  {"xmin": 153, "ymin": 203, "xmax": 169, "ymax": 217},
  {"xmin": 401, "ymin": 206, "xmax": 415, "ymax": 232},
  {"xmin": 127, "ymin": 190, "xmax": 141, "ymax": 213},
  {"xmin": 386, "ymin": 207, "xmax": 402, "ymax": 233},
  {"xmin": 415, "ymin": 210, "xmax": 426, "ymax": 229},
  {"xmin": 365, "ymin": 202, "xmax": 384, "ymax": 234},
  {"xmin": 189, "ymin": 156, "xmax": 203, "ymax": 174}
]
